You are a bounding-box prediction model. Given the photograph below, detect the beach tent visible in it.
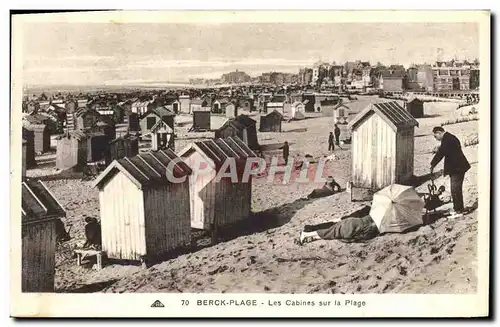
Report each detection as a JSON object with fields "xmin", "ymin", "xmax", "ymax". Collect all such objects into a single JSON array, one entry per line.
[{"xmin": 369, "ymin": 184, "xmax": 425, "ymax": 233}]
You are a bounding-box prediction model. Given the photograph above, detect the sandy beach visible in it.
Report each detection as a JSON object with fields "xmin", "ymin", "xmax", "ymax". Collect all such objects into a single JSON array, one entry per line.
[{"xmin": 27, "ymin": 96, "xmax": 479, "ymax": 294}]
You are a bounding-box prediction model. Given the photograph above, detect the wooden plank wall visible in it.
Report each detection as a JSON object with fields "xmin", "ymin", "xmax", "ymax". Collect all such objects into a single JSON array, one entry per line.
[
  {"xmin": 395, "ymin": 128, "xmax": 415, "ymax": 184},
  {"xmin": 100, "ymin": 172, "xmax": 146, "ymax": 261},
  {"xmin": 144, "ymin": 182, "xmax": 191, "ymax": 255},
  {"xmin": 184, "ymin": 151, "xmax": 216, "ymax": 230},
  {"xmin": 352, "ymin": 113, "xmax": 396, "ymax": 190},
  {"xmin": 22, "ymin": 221, "xmax": 57, "ymax": 292},
  {"xmin": 183, "ymin": 151, "xmax": 252, "ymax": 230}
]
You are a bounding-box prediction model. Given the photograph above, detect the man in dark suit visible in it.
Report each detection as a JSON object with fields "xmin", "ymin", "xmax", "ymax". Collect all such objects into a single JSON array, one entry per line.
[
  {"xmin": 430, "ymin": 126, "xmax": 471, "ymax": 216},
  {"xmin": 328, "ymin": 132, "xmax": 335, "ymax": 151}
]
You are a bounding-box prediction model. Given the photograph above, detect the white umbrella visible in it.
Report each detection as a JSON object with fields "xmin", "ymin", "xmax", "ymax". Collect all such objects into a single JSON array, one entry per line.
[{"xmin": 370, "ymin": 184, "xmax": 425, "ymax": 233}]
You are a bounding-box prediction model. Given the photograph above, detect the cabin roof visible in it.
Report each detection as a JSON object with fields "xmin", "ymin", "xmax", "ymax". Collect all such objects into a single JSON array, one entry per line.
[
  {"xmin": 190, "ymin": 99, "xmax": 204, "ymax": 105},
  {"xmin": 265, "ymin": 110, "xmax": 284, "ymax": 119},
  {"xmin": 93, "ymin": 149, "xmax": 192, "ymax": 189},
  {"xmin": 109, "ymin": 134, "xmax": 139, "ymax": 143},
  {"xmin": 333, "ymin": 102, "xmax": 350, "ymax": 110},
  {"xmin": 22, "ymin": 180, "xmax": 66, "ymax": 224},
  {"xmin": 164, "ymin": 98, "xmax": 179, "ymax": 106},
  {"xmin": 407, "ymin": 97, "xmax": 424, "ymax": 104},
  {"xmin": 347, "ymin": 101, "xmax": 419, "ymax": 132},
  {"xmin": 140, "ymin": 106, "xmax": 175, "ymax": 121},
  {"xmin": 177, "ymin": 136, "xmax": 257, "ymax": 168},
  {"xmin": 235, "ymin": 114, "xmax": 257, "ymax": 127},
  {"xmin": 216, "ymin": 98, "xmax": 230, "ymax": 105},
  {"xmin": 150, "ymin": 118, "xmax": 174, "ymax": 133}
]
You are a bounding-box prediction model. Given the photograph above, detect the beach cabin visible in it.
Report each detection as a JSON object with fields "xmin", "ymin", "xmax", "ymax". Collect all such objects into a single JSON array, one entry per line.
[
  {"xmin": 92, "ymin": 149, "xmax": 192, "ymax": 261},
  {"xmin": 259, "ymin": 110, "xmax": 283, "ymax": 132},
  {"xmin": 56, "ymin": 132, "xmax": 87, "ymax": 170},
  {"xmin": 225, "ymin": 102, "xmax": 238, "ymax": 119},
  {"xmin": 215, "ymin": 115, "xmax": 259, "ymax": 150},
  {"xmin": 291, "ymin": 101, "xmax": 306, "ymax": 120},
  {"xmin": 74, "ymin": 108, "xmax": 100, "ymax": 131},
  {"xmin": 164, "ymin": 98, "xmax": 181, "ymax": 115},
  {"xmin": 140, "ymin": 107, "xmax": 175, "ymax": 137},
  {"xmin": 192, "ymin": 111, "xmax": 211, "ymax": 131},
  {"xmin": 238, "ymin": 98, "xmax": 255, "ymax": 112},
  {"xmin": 347, "ymin": 101, "xmax": 419, "ymax": 191},
  {"xmin": 22, "ymin": 128, "xmax": 37, "ymax": 169},
  {"xmin": 265, "ymin": 96, "xmax": 289, "ymax": 115},
  {"xmin": 179, "ymin": 95, "xmax": 191, "ymax": 114},
  {"xmin": 212, "ymin": 98, "xmax": 230, "ymax": 114},
  {"xmin": 332, "ymin": 102, "xmax": 351, "ymax": 125},
  {"xmin": 92, "ymin": 119, "xmax": 116, "ymax": 141},
  {"xmin": 24, "ymin": 124, "xmax": 50, "ymax": 154},
  {"xmin": 125, "ymin": 113, "xmax": 140, "ymax": 133},
  {"xmin": 190, "ymin": 99, "xmax": 204, "ymax": 113},
  {"xmin": 22, "ymin": 180, "xmax": 66, "ymax": 292},
  {"xmin": 406, "ymin": 98, "xmax": 425, "ymax": 118},
  {"xmin": 107, "ymin": 134, "xmax": 139, "ymax": 165},
  {"xmin": 86, "ymin": 132, "xmax": 111, "ymax": 163},
  {"xmin": 177, "ymin": 136, "xmax": 257, "ymax": 232},
  {"xmin": 320, "ymin": 98, "xmax": 341, "ymax": 117}
]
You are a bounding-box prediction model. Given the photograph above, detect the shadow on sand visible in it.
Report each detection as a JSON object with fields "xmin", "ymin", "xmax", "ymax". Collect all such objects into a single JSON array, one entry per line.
[
  {"xmin": 59, "ymin": 279, "xmax": 119, "ymax": 293},
  {"xmin": 408, "ymin": 170, "xmax": 444, "ymax": 188},
  {"xmin": 422, "ymin": 114, "xmax": 442, "ymax": 119},
  {"xmin": 136, "ymin": 196, "xmax": 320, "ymax": 267},
  {"xmin": 35, "ymin": 168, "xmax": 86, "ymax": 182}
]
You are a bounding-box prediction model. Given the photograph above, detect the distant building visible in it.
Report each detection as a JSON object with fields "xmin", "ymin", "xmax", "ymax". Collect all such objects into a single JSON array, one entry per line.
[
  {"xmin": 379, "ymin": 68, "xmax": 405, "ymax": 92},
  {"xmin": 432, "ymin": 60, "xmax": 471, "ymax": 91},
  {"xmin": 470, "ymin": 64, "xmax": 480, "ymax": 90},
  {"xmin": 221, "ymin": 70, "xmax": 252, "ymax": 84}
]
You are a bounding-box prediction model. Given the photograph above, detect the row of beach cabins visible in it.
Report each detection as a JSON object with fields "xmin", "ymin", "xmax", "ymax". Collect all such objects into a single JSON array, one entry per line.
[{"xmin": 21, "ymin": 98, "xmax": 424, "ymax": 292}]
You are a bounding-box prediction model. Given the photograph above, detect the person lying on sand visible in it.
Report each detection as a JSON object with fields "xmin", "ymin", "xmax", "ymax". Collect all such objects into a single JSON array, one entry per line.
[
  {"xmin": 307, "ymin": 176, "xmax": 342, "ymax": 199},
  {"xmin": 296, "ymin": 205, "xmax": 379, "ymax": 245}
]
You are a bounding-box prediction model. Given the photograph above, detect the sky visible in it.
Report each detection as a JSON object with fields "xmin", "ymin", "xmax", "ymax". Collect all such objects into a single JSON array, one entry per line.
[{"xmin": 21, "ymin": 22, "xmax": 479, "ymax": 86}]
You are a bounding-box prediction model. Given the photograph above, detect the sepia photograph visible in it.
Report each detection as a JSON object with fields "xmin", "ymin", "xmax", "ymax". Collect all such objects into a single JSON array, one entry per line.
[{"xmin": 10, "ymin": 10, "xmax": 490, "ymax": 318}]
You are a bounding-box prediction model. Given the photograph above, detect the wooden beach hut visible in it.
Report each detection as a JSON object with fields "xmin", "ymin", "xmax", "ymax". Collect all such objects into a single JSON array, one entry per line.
[
  {"xmin": 290, "ymin": 101, "xmax": 306, "ymax": 120},
  {"xmin": 92, "ymin": 149, "xmax": 192, "ymax": 261},
  {"xmin": 24, "ymin": 124, "xmax": 50, "ymax": 154},
  {"xmin": 22, "ymin": 180, "xmax": 66, "ymax": 292},
  {"xmin": 192, "ymin": 111, "xmax": 211, "ymax": 131},
  {"xmin": 332, "ymin": 102, "xmax": 351, "ymax": 125},
  {"xmin": 22, "ymin": 128, "xmax": 37, "ymax": 169},
  {"xmin": 107, "ymin": 134, "xmax": 139, "ymax": 164},
  {"xmin": 140, "ymin": 107, "xmax": 176, "ymax": 151},
  {"xmin": 406, "ymin": 98, "xmax": 424, "ymax": 118},
  {"xmin": 259, "ymin": 110, "xmax": 283, "ymax": 132},
  {"xmin": 225, "ymin": 102, "xmax": 237, "ymax": 119},
  {"xmin": 92, "ymin": 120, "xmax": 116, "ymax": 141},
  {"xmin": 215, "ymin": 115, "xmax": 259, "ymax": 150},
  {"xmin": 139, "ymin": 107, "xmax": 175, "ymax": 136},
  {"xmin": 177, "ymin": 136, "xmax": 257, "ymax": 233},
  {"xmin": 74, "ymin": 108, "xmax": 100, "ymax": 131},
  {"xmin": 347, "ymin": 101, "xmax": 419, "ymax": 193},
  {"xmin": 125, "ymin": 113, "xmax": 140, "ymax": 133},
  {"xmin": 55, "ymin": 131, "xmax": 88, "ymax": 170}
]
